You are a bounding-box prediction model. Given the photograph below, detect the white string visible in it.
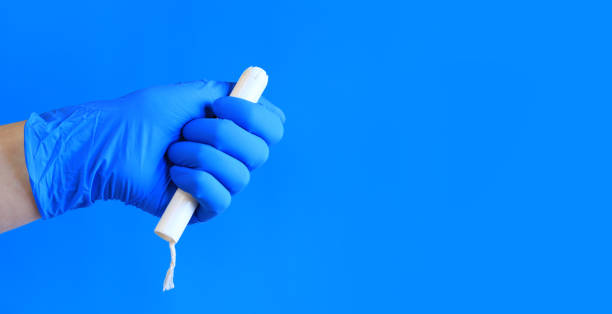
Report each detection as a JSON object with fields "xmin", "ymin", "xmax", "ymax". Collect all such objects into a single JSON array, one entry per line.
[{"xmin": 162, "ymin": 241, "xmax": 176, "ymax": 291}]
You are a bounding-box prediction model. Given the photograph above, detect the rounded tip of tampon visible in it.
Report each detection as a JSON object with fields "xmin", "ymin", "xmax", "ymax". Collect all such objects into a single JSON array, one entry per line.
[
  {"xmin": 234, "ymin": 66, "xmax": 268, "ymax": 93},
  {"xmin": 246, "ymin": 66, "xmax": 268, "ymax": 81}
]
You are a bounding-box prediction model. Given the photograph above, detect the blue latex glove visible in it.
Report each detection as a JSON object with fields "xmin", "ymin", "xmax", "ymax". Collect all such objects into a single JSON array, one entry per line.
[{"xmin": 24, "ymin": 80, "xmax": 285, "ymax": 223}]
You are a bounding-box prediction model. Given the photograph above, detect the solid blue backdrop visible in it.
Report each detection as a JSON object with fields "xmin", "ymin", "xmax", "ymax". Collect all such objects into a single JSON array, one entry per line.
[{"xmin": 0, "ymin": 1, "xmax": 611, "ymax": 313}]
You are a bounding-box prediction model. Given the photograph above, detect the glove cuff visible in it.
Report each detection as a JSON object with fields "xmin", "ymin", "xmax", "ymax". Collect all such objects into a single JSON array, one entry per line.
[{"xmin": 24, "ymin": 107, "xmax": 100, "ymax": 219}]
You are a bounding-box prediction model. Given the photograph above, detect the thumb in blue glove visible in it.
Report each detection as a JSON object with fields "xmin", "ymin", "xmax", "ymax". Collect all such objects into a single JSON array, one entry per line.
[{"xmin": 24, "ymin": 80, "xmax": 285, "ymax": 223}]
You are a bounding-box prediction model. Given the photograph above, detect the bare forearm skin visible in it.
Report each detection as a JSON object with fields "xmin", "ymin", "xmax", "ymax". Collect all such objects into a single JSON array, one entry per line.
[{"xmin": 0, "ymin": 121, "xmax": 39, "ymax": 233}]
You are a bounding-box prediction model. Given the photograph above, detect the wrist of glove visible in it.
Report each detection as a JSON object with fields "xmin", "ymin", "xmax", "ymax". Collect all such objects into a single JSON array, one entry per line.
[{"xmin": 24, "ymin": 80, "xmax": 285, "ymax": 222}]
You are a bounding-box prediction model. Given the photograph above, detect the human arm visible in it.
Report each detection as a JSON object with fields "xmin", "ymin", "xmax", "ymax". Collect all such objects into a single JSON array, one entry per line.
[{"xmin": 0, "ymin": 121, "xmax": 40, "ymax": 232}]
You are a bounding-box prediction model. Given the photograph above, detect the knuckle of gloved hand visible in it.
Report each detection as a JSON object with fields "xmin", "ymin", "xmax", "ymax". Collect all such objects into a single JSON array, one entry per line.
[
  {"xmin": 210, "ymin": 119, "xmax": 235, "ymax": 147},
  {"xmin": 201, "ymin": 188, "xmax": 231, "ymax": 214},
  {"xmin": 217, "ymin": 97, "xmax": 257, "ymax": 130},
  {"xmin": 204, "ymin": 197, "xmax": 230, "ymax": 214},
  {"xmin": 193, "ymin": 181, "xmax": 226, "ymax": 213},
  {"xmin": 240, "ymin": 102, "xmax": 259, "ymax": 131},
  {"xmin": 251, "ymin": 110, "xmax": 284, "ymax": 145},
  {"xmin": 192, "ymin": 172, "xmax": 213, "ymax": 196},
  {"xmin": 231, "ymin": 164, "xmax": 251, "ymax": 193},
  {"xmin": 268, "ymin": 122, "xmax": 285, "ymax": 145},
  {"xmin": 194, "ymin": 145, "xmax": 211, "ymax": 167},
  {"xmin": 247, "ymin": 140, "xmax": 270, "ymax": 169}
]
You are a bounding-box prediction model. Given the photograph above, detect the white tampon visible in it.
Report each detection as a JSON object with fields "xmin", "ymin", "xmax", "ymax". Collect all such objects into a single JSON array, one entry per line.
[{"xmin": 155, "ymin": 66, "xmax": 268, "ymax": 291}]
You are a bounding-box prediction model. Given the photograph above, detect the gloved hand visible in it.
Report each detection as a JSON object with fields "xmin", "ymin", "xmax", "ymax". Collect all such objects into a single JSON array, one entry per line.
[{"xmin": 24, "ymin": 80, "xmax": 285, "ymax": 223}]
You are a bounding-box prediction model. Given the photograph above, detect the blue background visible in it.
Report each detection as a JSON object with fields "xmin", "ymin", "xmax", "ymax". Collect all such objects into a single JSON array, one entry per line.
[{"xmin": 0, "ymin": 1, "xmax": 611, "ymax": 313}]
